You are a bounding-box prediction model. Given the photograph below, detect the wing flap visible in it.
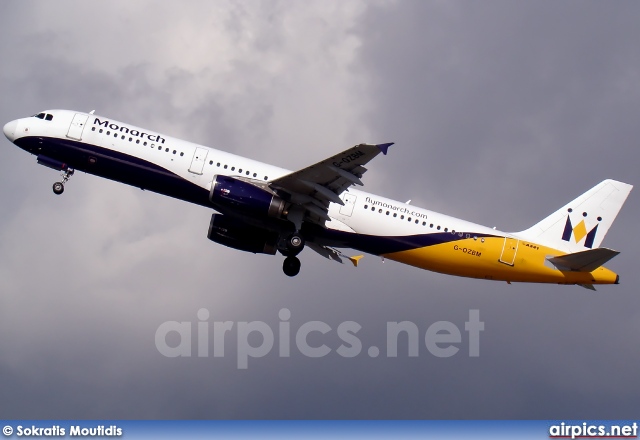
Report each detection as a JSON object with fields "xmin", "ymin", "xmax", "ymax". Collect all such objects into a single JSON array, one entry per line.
[
  {"xmin": 547, "ymin": 248, "xmax": 619, "ymax": 272},
  {"xmin": 269, "ymin": 142, "xmax": 393, "ymax": 224}
]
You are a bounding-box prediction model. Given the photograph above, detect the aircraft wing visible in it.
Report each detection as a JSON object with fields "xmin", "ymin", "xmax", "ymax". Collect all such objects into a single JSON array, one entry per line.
[{"xmin": 269, "ymin": 143, "xmax": 393, "ymax": 223}]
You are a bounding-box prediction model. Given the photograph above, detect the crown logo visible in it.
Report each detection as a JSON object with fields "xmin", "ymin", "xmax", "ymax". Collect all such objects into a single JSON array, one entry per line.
[{"xmin": 561, "ymin": 209, "xmax": 602, "ymax": 248}]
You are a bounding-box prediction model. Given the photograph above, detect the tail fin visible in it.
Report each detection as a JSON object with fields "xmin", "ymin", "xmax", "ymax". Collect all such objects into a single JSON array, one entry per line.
[{"xmin": 515, "ymin": 179, "xmax": 632, "ymax": 253}]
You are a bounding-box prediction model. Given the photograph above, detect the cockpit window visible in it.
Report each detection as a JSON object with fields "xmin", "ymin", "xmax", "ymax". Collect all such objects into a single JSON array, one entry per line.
[{"xmin": 33, "ymin": 113, "xmax": 53, "ymax": 121}]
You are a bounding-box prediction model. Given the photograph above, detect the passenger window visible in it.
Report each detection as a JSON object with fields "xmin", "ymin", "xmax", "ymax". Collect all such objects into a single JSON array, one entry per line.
[
  {"xmin": 224, "ymin": 165, "xmax": 228, "ymax": 169},
  {"xmin": 180, "ymin": 152, "xmax": 184, "ymax": 156},
  {"xmin": 253, "ymin": 172, "xmax": 257, "ymax": 177}
]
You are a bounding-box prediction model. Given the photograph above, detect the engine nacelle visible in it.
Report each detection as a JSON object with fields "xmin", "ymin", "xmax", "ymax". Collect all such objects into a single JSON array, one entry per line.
[
  {"xmin": 209, "ymin": 175, "xmax": 285, "ymax": 218},
  {"xmin": 207, "ymin": 214, "xmax": 278, "ymax": 255}
]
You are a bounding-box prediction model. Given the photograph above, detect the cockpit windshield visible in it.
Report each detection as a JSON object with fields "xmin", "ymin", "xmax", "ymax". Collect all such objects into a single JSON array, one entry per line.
[{"xmin": 33, "ymin": 112, "xmax": 53, "ymax": 121}]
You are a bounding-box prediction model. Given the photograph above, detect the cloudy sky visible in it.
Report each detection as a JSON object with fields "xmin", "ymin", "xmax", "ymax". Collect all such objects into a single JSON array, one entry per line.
[{"xmin": 1, "ymin": 1, "xmax": 639, "ymax": 419}]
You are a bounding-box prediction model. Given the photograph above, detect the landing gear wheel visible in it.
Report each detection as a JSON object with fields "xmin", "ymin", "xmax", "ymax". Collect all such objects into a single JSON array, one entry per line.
[
  {"xmin": 52, "ymin": 167, "xmax": 74, "ymax": 195},
  {"xmin": 285, "ymin": 233, "xmax": 305, "ymax": 255},
  {"xmin": 283, "ymin": 256, "xmax": 301, "ymax": 277},
  {"xmin": 52, "ymin": 182, "xmax": 64, "ymax": 195}
]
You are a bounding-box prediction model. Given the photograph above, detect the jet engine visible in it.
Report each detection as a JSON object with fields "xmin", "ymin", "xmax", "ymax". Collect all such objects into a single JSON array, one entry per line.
[
  {"xmin": 209, "ymin": 175, "xmax": 285, "ymax": 218},
  {"xmin": 207, "ymin": 214, "xmax": 278, "ymax": 255}
]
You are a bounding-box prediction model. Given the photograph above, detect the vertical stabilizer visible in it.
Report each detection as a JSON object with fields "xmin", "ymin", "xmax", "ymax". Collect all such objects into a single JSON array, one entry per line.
[{"xmin": 515, "ymin": 180, "xmax": 632, "ymax": 253}]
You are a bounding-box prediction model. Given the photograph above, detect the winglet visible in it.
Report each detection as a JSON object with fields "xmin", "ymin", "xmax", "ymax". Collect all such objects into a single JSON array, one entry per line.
[
  {"xmin": 376, "ymin": 142, "xmax": 394, "ymax": 155},
  {"xmin": 348, "ymin": 255, "xmax": 364, "ymax": 267}
]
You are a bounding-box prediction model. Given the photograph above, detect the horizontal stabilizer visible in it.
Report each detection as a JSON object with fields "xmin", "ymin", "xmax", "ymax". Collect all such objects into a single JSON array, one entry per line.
[
  {"xmin": 348, "ymin": 255, "xmax": 364, "ymax": 267},
  {"xmin": 548, "ymin": 248, "xmax": 619, "ymax": 272}
]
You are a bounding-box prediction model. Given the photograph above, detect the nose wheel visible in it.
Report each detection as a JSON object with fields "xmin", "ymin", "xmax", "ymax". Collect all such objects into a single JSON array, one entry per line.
[
  {"xmin": 52, "ymin": 182, "xmax": 64, "ymax": 195},
  {"xmin": 52, "ymin": 168, "xmax": 74, "ymax": 195}
]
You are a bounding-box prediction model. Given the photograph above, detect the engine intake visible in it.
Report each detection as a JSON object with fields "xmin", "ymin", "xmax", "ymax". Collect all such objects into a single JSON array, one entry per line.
[
  {"xmin": 207, "ymin": 214, "xmax": 278, "ymax": 255},
  {"xmin": 209, "ymin": 175, "xmax": 285, "ymax": 218}
]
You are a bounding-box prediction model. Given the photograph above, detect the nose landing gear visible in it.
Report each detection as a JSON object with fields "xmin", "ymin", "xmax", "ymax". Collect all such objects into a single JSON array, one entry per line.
[{"xmin": 52, "ymin": 168, "xmax": 74, "ymax": 195}]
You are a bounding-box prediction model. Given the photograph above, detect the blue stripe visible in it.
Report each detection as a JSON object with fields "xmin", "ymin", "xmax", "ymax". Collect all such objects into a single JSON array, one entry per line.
[
  {"xmin": 16, "ymin": 136, "xmax": 499, "ymax": 256},
  {"xmin": 16, "ymin": 136, "xmax": 212, "ymax": 207}
]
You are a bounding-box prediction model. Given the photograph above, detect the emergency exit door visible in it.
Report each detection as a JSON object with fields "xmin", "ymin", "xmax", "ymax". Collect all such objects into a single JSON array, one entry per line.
[
  {"xmin": 189, "ymin": 147, "xmax": 209, "ymax": 175},
  {"xmin": 339, "ymin": 193, "xmax": 357, "ymax": 217}
]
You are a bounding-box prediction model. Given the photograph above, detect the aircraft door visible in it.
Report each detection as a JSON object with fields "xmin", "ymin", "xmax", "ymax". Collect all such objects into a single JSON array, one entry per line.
[
  {"xmin": 67, "ymin": 113, "xmax": 89, "ymax": 140},
  {"xmin": 499, "ymin": 237, "xmax": 519, "ymax": 266},
  {"xmin": 339, "ymin": 193, "xmax": 357, "ymax": 217},
  {"xmin": 189, "ymin": 147, "xmax": 209, "ymax": 175}
]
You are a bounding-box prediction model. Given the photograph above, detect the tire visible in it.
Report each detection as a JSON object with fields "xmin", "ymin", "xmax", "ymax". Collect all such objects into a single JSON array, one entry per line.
[
  {"xmin": 283, "ymin": 256, "xmax": 301, "ymax": 277},
  {"xmin": 52, "ymin": 182, "xmax": 64, "ymax": 195}
]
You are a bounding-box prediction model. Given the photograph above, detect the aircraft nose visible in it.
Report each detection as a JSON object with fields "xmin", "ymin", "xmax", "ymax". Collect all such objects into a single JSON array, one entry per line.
[{"xmin": 3, "ymin": 119, "xmax": 18, "ymax": 142}]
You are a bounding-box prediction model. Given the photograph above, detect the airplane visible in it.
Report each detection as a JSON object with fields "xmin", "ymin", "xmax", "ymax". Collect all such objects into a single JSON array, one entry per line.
[{"xmin": 2, "ymin": 109, "xmax": 633, "ymax": 287}]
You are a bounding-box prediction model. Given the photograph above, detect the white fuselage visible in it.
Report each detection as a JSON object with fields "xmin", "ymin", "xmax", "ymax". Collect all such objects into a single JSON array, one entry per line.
[{"xmin": 3, "ymin": 109, "xmax": 625, "ymax": 286}]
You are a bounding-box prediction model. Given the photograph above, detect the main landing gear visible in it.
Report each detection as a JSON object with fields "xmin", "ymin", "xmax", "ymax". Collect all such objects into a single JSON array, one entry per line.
[
  {"xmin": 280, "ymin": 232, "xmax": 305, "ymax": 277},
  {"xmin": 52, "ymin": 168, "xmax": 74, "ymax": 195}
]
